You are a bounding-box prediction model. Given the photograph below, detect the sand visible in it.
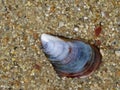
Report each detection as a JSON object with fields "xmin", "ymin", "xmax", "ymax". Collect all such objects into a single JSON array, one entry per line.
[{"xmin": 0, "ymin": 0, "xmax": 120, "ymax": 90}]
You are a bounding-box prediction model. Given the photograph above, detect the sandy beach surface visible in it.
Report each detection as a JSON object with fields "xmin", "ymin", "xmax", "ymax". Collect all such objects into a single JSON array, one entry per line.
[{"xmin": 0, "ymin": 0, "xmax": 120, "ymax": 90}]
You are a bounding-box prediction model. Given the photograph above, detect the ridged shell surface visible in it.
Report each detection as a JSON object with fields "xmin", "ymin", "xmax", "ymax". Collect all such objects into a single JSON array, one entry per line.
[{"xmin": 40, "ymin": 34, "xmax": 102, "ymax": 78}]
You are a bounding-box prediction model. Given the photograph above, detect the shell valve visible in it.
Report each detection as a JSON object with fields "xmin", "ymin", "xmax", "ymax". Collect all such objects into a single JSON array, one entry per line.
[{"xmin": 40, "ymin": 34, "xmax": 102, "ymax": 78}]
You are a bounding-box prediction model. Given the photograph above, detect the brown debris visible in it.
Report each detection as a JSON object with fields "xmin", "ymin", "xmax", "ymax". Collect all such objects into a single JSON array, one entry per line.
[
  {"xmin": 94, "ymin": 25, "xmax": 102, "ymax": 37},
  {"xmin": 33, "ymin": 64, "xmax": 41, "ymax": 70}
]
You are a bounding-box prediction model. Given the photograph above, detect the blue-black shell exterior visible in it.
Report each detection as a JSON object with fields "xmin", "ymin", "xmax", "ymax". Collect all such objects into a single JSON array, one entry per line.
[{"xmin": 52, "ymin": 41, "xmax": 93, "ymax": 73}]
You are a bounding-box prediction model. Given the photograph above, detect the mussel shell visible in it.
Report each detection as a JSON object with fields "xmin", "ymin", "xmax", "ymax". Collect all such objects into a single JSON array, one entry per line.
[
  {"xmin": 55, "ymin": 45, "xmax": 102, "ymax": 78},
  {"xmin": 51, "ymin": 41, "xmax": 92, "ymax": 72},
  {"xmin": 40, "ymin": 34, "xmax": 102, "ymax": 78}
]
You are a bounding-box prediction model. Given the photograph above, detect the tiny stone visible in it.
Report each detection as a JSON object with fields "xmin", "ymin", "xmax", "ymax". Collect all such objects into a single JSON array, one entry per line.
[
  {"xmin": 77, "ymin": 7, "xmax": 81, "ymax": 11},
  {"xmin": 45, "ymin": 13, "xmax": 49, "ymax": 17},
  {"xmin": 58, "ymin": 21, "xmax": 65, "ymax": 28},
  {"xmin": 115, "ymin": 50, "xmax": 120, "ymax": 57},
  {"xmin": 84, "ymin": 16, "xmax": 88, "ymax": 20},
  {"xmin": 12, "ymin": 58, "xmax": 16, "ymax": 61},
  {"xmin": 74, "ymin": 27, "xmax": 79, "ymax": 32},
  {"xmin": 66, "ymin": 31, "xmax": 69, "ymax": 34},
  {"xmin": 101, "ymin": 12, "xmax": 105, "ymax": 17}
]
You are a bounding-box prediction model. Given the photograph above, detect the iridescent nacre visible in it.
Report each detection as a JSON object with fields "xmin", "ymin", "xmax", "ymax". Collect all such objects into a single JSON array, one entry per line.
[{"xmin": 40, "ymin": 34, "xmax": 102, "ymax": 78}]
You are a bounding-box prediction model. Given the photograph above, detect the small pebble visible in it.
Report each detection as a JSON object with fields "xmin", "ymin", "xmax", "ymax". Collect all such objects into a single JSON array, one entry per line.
[
  {"xmin": 115, "ymin": 50, "xmax": 120, "ymax": 57},
  {"xmin": 84, "ymin": 16, "xmax": 88, "ymax": 20},
  {"xmin": 58, "ymin": 21, "xmax": 65, "ymax": 28},
  {"xmin": 74, "ymin": 27, "xmax": 79, "ymax": 32}
]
